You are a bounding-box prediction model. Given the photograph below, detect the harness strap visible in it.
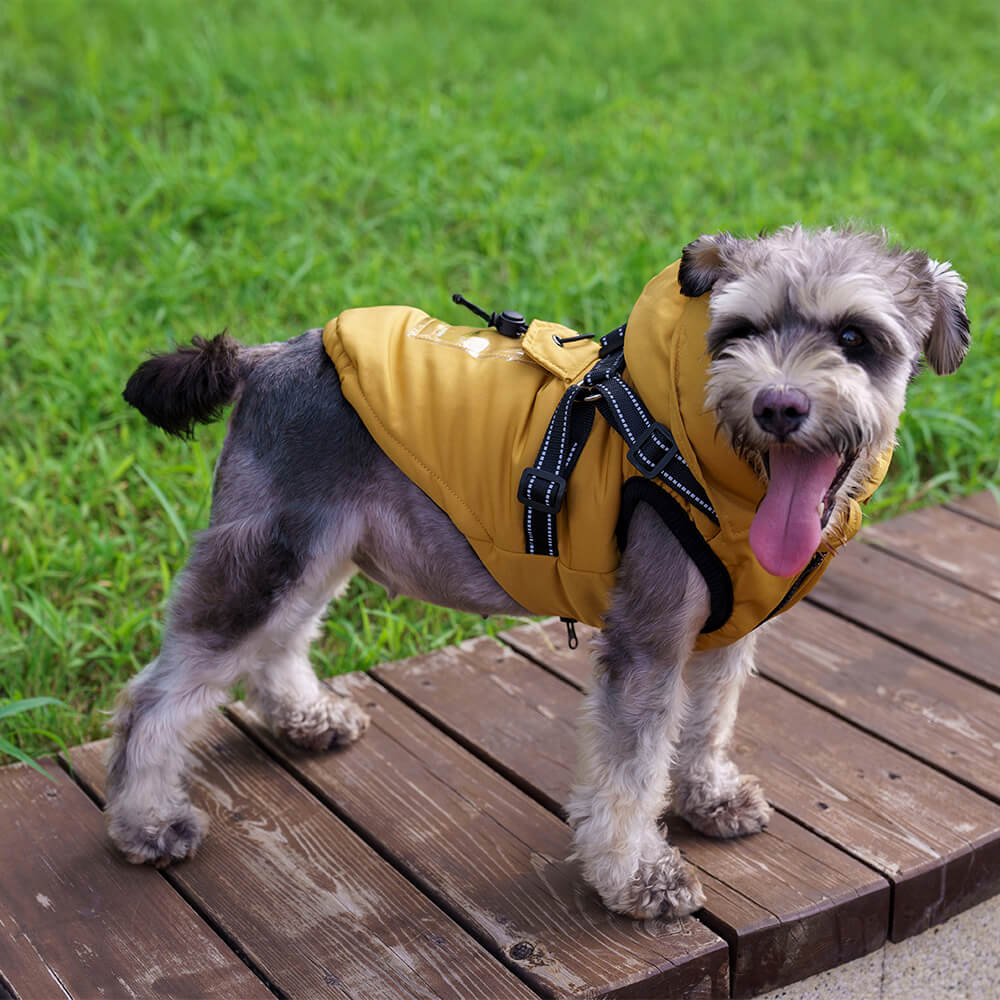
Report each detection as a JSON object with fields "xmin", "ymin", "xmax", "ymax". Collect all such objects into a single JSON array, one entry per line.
[{"xmin": 518, "ymin": 323, "xmax": 718, "ymax": 558}]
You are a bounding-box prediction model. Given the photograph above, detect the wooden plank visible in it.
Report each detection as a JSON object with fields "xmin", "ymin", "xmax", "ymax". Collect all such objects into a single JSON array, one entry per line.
[
  {"xmin": 377, "ymin": 636, "xmax": 888, "ymax": 997},
  {"xmin": 501, "ymin": 619, "xmax": 1000, "ymax": 941},
  {"xmin": 807, "ymin": 542, "xmax": 1000, "ymax": 689},
  {"xmin": 946, "ymin": 490, "xmax": 1000, "ymax": 529},
  {"xmin": 862, "ymin": 506, "xmax": 1000, "ymax": 601},
  {"xmin": 756, "ymin": 601, "xmax": 1000, "ymax": 800},
  {"xmin": 0, "ymin": 759, "xmax": 269, "ymax": 1000},
  {"xmin": 69, "ymin": 717, "xmax": 535, "ymax": 1000},
  {"xmin": 502, "ymin": 618, "xmax": 596, "ymax": 689},
  {"xmin": 229, "ymin": 674, "xmax": 729, "ymax": 1000},
  {"xmin": 737, "ymin": 679, "xmax": 1000, "ymax": 941}
]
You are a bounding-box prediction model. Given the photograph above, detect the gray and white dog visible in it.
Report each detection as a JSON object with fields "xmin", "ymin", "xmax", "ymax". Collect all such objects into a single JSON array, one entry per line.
[{"xmin": 106, "ymin": 226, "xmax": 970, "ymax": 920}]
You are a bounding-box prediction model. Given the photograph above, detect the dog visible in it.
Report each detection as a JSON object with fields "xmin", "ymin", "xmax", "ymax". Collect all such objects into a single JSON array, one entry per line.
[{"xmin": 105, "ymin": 226, "xmax": 970, "ymax": 920}]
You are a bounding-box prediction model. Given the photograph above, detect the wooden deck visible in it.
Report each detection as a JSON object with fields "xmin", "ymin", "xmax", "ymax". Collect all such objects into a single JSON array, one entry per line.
[{"xmin": 2, "ymin": 493, "xmax": 1000, "ymax": 999}]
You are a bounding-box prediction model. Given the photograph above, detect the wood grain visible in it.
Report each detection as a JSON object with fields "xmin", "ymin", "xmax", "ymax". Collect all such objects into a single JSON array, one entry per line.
[
  {"xmin": 862, "ymin": 506, "xmax": 1000, "ymax": 601},
  {"xmin": 756, "ymin": 601, "xmax": 1000, "ymax": 800},
  {"xmin": 0, "ymin": 759, "xmax": 269, "ymax": 1000},
  {"xmin": 378, "ymin": 635, "xmax": 888, "ymax": 997},
  {"xmin": 737, "ymin": 678, "xmax": 1000, "ymax": 940},
  {"xmin": 69, "ymin": 717, "xmax": 535, "ymax": 1000},
  {"xmin": 501, "ymin": 618, "xmax": 597, "ymax": 689},
  {"xmin": 807, "ymin": 542, "xmax": 1000, "ymax": 689},
  {"xmin": 946, "ymin": 490, "xmax": 1000, "ymax": 529},
  {"xmin": 230, "ymin": 673, "xmax": 729, "ymax": 1000},
  {"xmin": 502, "ymin": 619, "xmax": 1000, "ymax": 940}
]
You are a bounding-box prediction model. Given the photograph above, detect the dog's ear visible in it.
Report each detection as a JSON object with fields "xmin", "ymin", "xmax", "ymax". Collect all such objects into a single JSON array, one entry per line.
[
  {"xmin": 922, "ymin": 257, "xmax": 971, "ymax": 375},
  {"xmin": 678, "ymin": 232, "xmax": 740, "ymax": 297}
]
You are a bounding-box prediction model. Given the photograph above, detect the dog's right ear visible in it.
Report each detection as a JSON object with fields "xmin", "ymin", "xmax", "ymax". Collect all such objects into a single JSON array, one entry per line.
[{"xmin": 678, "ymin": 233, "xmax": 739, "ymax": 297}]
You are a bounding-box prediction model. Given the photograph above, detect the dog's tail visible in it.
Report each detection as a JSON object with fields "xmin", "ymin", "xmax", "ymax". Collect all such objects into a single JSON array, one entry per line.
[{"xmin": 122, "ymin": 332, "xmax": 259, "ymax": 438}]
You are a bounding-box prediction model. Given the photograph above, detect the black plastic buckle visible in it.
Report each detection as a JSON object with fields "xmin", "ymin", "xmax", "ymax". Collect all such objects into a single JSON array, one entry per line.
[
  {"xmin": 628, "ymin": 423, "xmax": 679, "ymax": 479},
  {"xmin": 517, "ymin": 467, "xmax": 568, "ymax": 514}
]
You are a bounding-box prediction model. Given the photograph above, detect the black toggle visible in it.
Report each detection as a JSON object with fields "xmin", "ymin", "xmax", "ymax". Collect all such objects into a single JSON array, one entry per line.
[
  {"xmin": 495, "ymin": 309, "xmax": 528, "ymax": 337},
  {"xmin": 451, "ymin": 293, "xmax": 528, "ymax": 338}
]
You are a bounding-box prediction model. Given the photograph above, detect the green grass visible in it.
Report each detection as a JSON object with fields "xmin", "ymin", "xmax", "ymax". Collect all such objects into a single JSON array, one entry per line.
[{"xmin": 2, "ymin": 0, "xmax": 998, "ymax": 759}]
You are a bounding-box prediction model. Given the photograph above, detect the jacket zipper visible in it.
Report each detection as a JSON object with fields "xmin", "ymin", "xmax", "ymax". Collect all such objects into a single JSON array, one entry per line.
[{"xmin": 761, "ymin": 551, "xmax": 827, "ymax": 625}]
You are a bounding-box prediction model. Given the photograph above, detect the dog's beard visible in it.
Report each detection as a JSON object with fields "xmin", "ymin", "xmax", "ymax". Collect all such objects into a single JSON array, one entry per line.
[{"xmin": 706, "ymin": 336, "xmax": 896, "ymax": 579}]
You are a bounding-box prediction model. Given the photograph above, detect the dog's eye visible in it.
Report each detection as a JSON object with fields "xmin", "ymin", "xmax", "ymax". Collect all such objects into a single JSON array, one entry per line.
[{"xmin": 838, "ymin": 328, "xmax": 866, "ymax": 351}]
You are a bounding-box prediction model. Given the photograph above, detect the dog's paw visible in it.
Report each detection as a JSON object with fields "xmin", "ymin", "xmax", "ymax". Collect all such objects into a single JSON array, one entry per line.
[
  {"xmin": 607, "ymin": 848, "xmax": 707, "ymax": 921},
  {"xmin": 278, "ymin": 688, "xmax": 370, "ymax": 751},
  {"xmin": 675, "ymin": 773, "xmax": 772, "ymax": 839},
  {"xmin": 107, "ymin": 804, "xmax": 208, "ymax": 868}
]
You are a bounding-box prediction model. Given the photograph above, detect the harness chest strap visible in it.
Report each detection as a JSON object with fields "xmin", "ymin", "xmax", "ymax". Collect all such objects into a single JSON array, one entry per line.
[{"xmin": 517, "ymin": 323, "xmax": 717, "ymax": 560}]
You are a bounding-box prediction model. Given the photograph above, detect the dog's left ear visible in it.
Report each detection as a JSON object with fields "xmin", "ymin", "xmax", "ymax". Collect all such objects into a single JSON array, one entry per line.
[
  {"xmin": 922, "ymin": 257, "xmax": 971, "ymax": 375},
  {"xmin": 678, "ymin": 232, "xmax": 740, "ymax": 297}
]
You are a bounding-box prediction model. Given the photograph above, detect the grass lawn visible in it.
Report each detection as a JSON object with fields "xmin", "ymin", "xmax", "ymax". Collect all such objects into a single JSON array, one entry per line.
[{"xmin": 2, "ymin": 0, "xmax": 998, "ymax": 758}]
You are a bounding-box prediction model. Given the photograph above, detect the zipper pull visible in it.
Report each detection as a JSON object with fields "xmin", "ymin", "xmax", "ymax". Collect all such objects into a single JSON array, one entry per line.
[{"xmin": 560, "ymin": 617, "xmax": 579, "ymax": 650}]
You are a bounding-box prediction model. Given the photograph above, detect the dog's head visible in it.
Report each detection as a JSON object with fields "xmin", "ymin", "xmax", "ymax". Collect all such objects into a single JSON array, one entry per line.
[{"xmin": 677, "ymin": 225, "xmax": 970, "ymax": 577}]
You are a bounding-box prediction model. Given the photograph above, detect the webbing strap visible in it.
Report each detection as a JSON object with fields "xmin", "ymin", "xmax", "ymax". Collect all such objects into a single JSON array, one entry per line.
[{"xmin": 518, "ymin": 323, "xmax": 717, "ymax": 557}]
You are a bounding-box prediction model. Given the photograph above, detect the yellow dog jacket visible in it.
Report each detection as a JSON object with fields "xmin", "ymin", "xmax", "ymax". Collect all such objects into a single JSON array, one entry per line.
[{"xmin": 323, "ymin": 261, "xmax": 890, "ymax": 649}]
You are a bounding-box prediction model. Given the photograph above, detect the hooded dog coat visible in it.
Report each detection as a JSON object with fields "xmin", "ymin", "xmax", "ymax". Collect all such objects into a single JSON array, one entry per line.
[{"xmin": 323, "ymin": 261, "xmax": 890, "ymax": 649}]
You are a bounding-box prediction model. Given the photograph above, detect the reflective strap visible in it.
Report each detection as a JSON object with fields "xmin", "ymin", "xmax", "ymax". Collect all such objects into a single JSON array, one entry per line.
[
  {"xmin": 589, "ymin": 368, "xmax": 718, "ymax": 524},
  {"xmin": 519, "ymin": 382, "xmax": 595, "ymax": 556},
  {"xmin": 517, "ymin": 323, "xmax": 717, "ymax": 559}
]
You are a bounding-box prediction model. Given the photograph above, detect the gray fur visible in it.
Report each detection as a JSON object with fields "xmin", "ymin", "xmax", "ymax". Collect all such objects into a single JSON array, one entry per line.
[{"xmin": 106, "ymin": 227, "xmax": 969, "ymax": 918}]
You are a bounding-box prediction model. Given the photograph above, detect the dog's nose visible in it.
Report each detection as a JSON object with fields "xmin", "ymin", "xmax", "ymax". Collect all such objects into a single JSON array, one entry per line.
[{"xmin": 753, "ymin": 387, "xmax": 810, "ymax": 438}]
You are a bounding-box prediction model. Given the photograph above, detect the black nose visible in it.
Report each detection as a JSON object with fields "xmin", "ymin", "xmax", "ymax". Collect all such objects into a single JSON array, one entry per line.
[{"xmin": 753, "ymin": 387, "xmax": 810, "ymax": 438}]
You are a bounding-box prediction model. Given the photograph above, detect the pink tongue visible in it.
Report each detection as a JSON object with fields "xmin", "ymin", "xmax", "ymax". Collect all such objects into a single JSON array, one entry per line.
[{"xmin": 750, "ymin": 449, "xmax": 840, "ymax": 577}]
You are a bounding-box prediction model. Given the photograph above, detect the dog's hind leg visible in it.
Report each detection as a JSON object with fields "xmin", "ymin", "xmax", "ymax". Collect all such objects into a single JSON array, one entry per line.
[
  {"xmin": 241, "ymin": 557, "xmax": 369, "ymax": 751},
  {"xmin": 104, "ymin": 506, "xmax": 366, "ymax": 866},
  {"xmin": 672, "ymin": 635, "xmax": 771, "ymax": 838},
  {"xmin": 566, "ymin": 504, "xmax": 710, "ymax": 920}
]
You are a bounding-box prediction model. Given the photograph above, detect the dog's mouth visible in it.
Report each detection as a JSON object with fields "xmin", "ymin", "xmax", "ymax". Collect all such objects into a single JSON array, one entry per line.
[{"xmin": 750, "ymin": 449, "xmax": 856, "ymax": 577}]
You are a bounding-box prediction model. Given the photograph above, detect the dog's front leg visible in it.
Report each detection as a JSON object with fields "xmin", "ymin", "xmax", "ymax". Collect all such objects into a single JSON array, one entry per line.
[
  {"xmin": 566, "ymin": 505, "xmax": 708, "ymax": 920},
  {"xmin": 672, "ymin": 635, "xmax": 771, "ymax": 838}
]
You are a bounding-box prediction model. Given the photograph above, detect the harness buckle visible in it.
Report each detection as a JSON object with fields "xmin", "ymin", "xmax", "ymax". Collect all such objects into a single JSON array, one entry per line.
[
  {"xmin": 628, "ymin": 423, "xmax": 680, "ymax": 479},
  {"xmin": 517, "ymin": 467, "xmax": 568, "ymax": 515}
]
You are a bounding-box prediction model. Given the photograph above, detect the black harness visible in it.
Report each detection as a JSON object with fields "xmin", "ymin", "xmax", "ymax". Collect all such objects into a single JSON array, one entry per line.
[
  {"xmin": 515, "ymin": 323, "xmax": 718, "ymax": 558},
  {"xmin": 452, "ymin": 298, "xmax": 728, "ymax": 647}
]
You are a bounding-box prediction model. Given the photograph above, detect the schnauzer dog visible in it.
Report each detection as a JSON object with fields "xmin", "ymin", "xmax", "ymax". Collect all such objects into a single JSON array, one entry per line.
[{"xmin": 106, "ymin": 226, "xmax": 969, "ymax": 921}]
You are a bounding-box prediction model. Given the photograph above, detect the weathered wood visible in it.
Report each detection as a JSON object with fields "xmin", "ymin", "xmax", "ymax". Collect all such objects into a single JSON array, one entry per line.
[
  {"xmin": 0, "ymin": 759, "xmax": 269, "ymax": 1000},
  {"xmin": 862, "ymin": 506, "xmax": 1000, "ymax": 601},
  {"xmin": 807, "ymin": 542, "xmax": 1000, "ymax": 689},
  {"xmin": 756, "ymin": 601, "xmax": 1000, "ymax": 801},
  {"xmin": 69, "ymin": 717, "xmax": 535, "ymax": 1000},
  {"xmin": 376, "ymin": 640, "xmax": 579, "ymax": 815},
  {"xmin": 378, "ymin": 636, "xmax": 888, "ymax": 997},
  {"xmin": 502, "ymin": 618, "xmax": 596, "ymax": 689},
  {"xmin": 737, "ymin": 678, "xmax": 1000, "ymax": 940},
  {"xmin": 501, "ymin": 618, "xmax": 1000, "ymax": 941},
  {"xmin": 229, "ymin": 674, "xmax": 729, "ymax": 1000},
  {"xmin": 946, "ymin": 490, "xmax": 1000, "ymax": 529}
]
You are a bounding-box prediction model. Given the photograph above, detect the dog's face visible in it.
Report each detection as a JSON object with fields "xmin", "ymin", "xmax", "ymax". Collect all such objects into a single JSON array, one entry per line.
[{"xmin": 678, "ymin": 226, "xmax": 970, "ymax": 577}]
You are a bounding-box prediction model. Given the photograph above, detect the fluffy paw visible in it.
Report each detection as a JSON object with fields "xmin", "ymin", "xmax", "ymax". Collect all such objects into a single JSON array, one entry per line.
[
  {"xmin": 610, "ymin": 849, "xmax": 707, "ymax": 920},
  {"xmin": 107, "ymin": 804, "xmax": 208, "ymax": 868},
  {"xmin": 676, "ymin": 773, "xmax": 772, "ymax": 839},
  {"xmin": 278, "ymin": 689, "xmax": 370, "ymax": 751}
]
